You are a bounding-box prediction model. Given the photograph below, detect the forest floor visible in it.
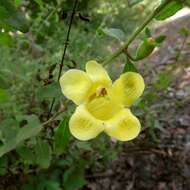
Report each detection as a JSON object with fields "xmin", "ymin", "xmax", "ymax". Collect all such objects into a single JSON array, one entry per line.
[{"xmin": 83, "ymin": 15, "xmax": 190, "ymax": 190}]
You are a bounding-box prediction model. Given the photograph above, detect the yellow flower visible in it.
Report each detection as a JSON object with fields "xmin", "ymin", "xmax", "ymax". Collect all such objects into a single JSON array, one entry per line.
[{"xmin": 60, "ymin": 60, "xmax": 145, "ymax": 141}]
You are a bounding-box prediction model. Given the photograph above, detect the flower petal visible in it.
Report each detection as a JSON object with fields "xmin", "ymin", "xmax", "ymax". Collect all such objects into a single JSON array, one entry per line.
[
  {"xmin": 111, "ymin": 72, "xmax": 145, "ymax": 107},
  {"xmin": 69, "ymin": 105, "xmax": 104, "ymax": 141},
  {"xmin": 105, "ymin": 109, "xmax": 141, "ymax": 141},
  {"xmin": 86, "ymin": 60, "xmax": 112, "ymax": 87},
  {"xmin": 86, "ymin": 95, "xmax": 122, "ymax": 121},
  {"xmin": 60, "ymin": 69, "xmax": 92, "ymax": 105}
]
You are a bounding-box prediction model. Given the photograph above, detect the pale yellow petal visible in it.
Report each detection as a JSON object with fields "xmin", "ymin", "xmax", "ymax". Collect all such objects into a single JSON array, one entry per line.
[
  {"xmin": 111, "ymin": 72, "xmax": 145, "ymax": 107},
  {"xmin": 59, "ymin": 70, "xmax": 92, "ymax": 105},
  {"xmin": 69, "ymin": 105, "xmax": 104, "ymax": 141},
  {"xmin": 86, "ymin": 95, "xmax": 122, "ymax": 121},
  {"xmin": 86, "ymin": 60, "xmax": 112, "ymax": 87},
  {"xmin": 105, "ymin": 109, "xmax": 141, "ymax": 141}
]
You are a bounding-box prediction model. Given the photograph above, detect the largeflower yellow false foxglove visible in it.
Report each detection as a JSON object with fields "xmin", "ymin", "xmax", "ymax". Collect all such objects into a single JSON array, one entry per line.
[{"xmin": 60, "ymin": 61, "xmax": 145, "ymax": 141}]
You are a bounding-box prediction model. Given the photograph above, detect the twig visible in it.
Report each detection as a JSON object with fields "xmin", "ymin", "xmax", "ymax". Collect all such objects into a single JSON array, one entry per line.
[
  {"xmin": 102, "ymin": 0, "xmax": 171, "ymax": 66},
  {"xmin": 42, "ymin": 110, "xmax": 63, "ymax": 126},
  {"xmin": 48, "ymin": 0, "xmax": 78, "ymax": 116}
]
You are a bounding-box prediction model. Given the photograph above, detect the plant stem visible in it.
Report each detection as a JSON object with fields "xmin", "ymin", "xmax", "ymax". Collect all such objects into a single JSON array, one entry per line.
[
  {"xmin": 48, "ymin": 0, "xmax": 78, "ymax": 116},
  {"xmin": 43, "ymin": 110, "xmax": 63, "ymax": 126},
  {"xmin": 102, "ymin": 0, "xmax": 170, "ymax": 66}
]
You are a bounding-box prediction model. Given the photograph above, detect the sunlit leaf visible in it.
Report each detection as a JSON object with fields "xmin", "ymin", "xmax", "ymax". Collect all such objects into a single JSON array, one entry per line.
[
  {"xmin": 0, "ymin": 32, "xmax": 13, "ymax": 47},
  {"xmin": 0, "ymin": 88, "xmax": 9, "ymax": 103},
  {"xmin": 14, "ymin": 0, "xmax": 24, "ymax": 7},
  {"xmin": 135, "ymin": 38, "xmax": 156, "ymax": 60},
  {"xmin": 155, "ymin": 1, "xmax": 183, "ymax": 20}
]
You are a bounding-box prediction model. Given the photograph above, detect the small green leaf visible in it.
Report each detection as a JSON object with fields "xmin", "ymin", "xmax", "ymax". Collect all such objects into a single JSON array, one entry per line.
[
  {"xmin": 128, "ymin": 0, "xmax": 144, "ymax": 7},
  {"xmin": 14, "ymin": 0, "xmax": 24, "ymax": 7},
  {"xmin": 0, "ymin": 155, "xmax": 8, "ymax": 176},
  {"xmin": 37, "ymin": 82, "xmax": 62, "ymax": 100},
  {"xmin": 0, "ymin": 32, "xmax": 13, "ymax": 47},
  {"xmin": 135, "ymin": 38, "xmax": 156, "ymax": 60},
  {"xmin": 123, "ymin": 57, "xmax": 138, "ymax": 73},
  {"xmin": 54, "ymin": 117, "xmax": 71, "ymax": 155},
  {"xmin": 33, "ymin": 0, "xmax": 44, "ymax": 8},
  {"xmin": 145, "ymin": 27, "xmax": 152, "ymax": 38},
  {"xmin": 34, "ymin": 139, "xmax": 52, "ymax": 169},
  {"xmin": 17, "ymin": 146, "xmax": 35, "ymax": 164},
  {"xmin": 16, "ymin": 115, "xmax": 42, "ymax": 142},
  {"xmin": 0, "ymin": 115, "xmax": 41, "ymax": 157},
  {"xmin": 63, "ymin": 160, "xmax": 86, "ymax": 190},
  {"xmin": 99, "ymin": 28, "xmax": 125, "ymax": 41},
  {"xmin": 155, "ymin": 1, "xmax": 183, "ymax": 20},
  {"xmin": 155, "ymin": 35, "xmax": 166, "ymax": 45},
  {"xmin": 0, "ymin": 88, "xmax": 9, "ymax": 103}
]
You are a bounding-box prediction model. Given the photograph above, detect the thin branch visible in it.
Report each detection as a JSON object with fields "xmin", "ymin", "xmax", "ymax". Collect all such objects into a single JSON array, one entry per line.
[
  {"xmin": 102, "ymin": 0, "xmax": 171, "ymax": 66},
  {"xmin": 43, "ymin": 110, "xmax": 63, "ymax": 126},
  {"xmin": 48, "ymin": 0, "xmax": 78, "ymax": 115},
  {"xmin": 57, "ymin": 0, "xmax": 78, "ymax": 80}
]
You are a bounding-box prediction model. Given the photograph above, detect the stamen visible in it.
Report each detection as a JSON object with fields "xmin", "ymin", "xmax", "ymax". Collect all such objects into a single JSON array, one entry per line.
[{"xmin": 96, "ymin": 87, "xmax": 107, "ymax": 97}]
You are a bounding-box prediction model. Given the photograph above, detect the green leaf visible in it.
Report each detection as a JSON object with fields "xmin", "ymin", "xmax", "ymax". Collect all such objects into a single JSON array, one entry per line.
[
  {"xmin": 100, "ymin": 28, "xmax": 125, "ymax": 41},
  {"xmin": 0, "ymin": 74, "xmax": 10, "ymax": 89},
  {"xmin": 54, "ymin": 117, "xmax": 71, "ymax": 155},
  {"xmin": 123, "ymin": 57, "xmax": 138, "ymax": 73},
  {"xmin": 0, "ymin": 32, "xmax": 13, "ymax": 47},
  {"xmin": 0, "ymin": 119, "xmax": 19, "ymax": 142},
  {"xmin": 17, "ymin": 146, "xmax": 35, "ymax": 164},
  {"xmin": 0, "ymin": 0, "xmax": 29, "ymax": 32},
  {"xmin": 45, "ymin": 181, "xmax": 60, "ymax": 190},
  {"xmin": 145, "ymin": 27, "xmax": 152, "ymax": 38},
  {"xmin": 16, "ymin": 115, "xmax": 42, "ymax": 142},
  {"xmin": 0, "ymin": 88, "xmax": 9, "ymax": 103},
  {"xmin": 37, "ymin": 82, "xmax": 62, "ymax": 100},
  {"xmin": 0, "ymin": 115, "xmax": 42, "ymax": 157},
  {"xmin": 34, "ymin": 139, "xmax": 52, "ymax": 169},
  {"xmin": 0, "ymin": 155, "xmax": 8, "ymax": 176},
  {"xmin": 33, "ymin": 0, "xmax": 44, "ymax": 9},
  {"xmin": 135, "ymin": 38, "xmax": 156, "ymax": 60},
  {"xmin": 128, "ymin": 0, "xmax": 144, "ymax": 7},
  {"xmin": 14, "ymin": 0, "xmax": 24, "ymax": 7},
  {"xmin": 155, "ymin": 35, "xmax": 166, "ymax": 45},
  {"xmin": 155, "ymin": 1, "xmax": 183, "ymax": 20},
  {"xmin": 63, "ymin": 160, "xmax": 86, "ymax": 190}
]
